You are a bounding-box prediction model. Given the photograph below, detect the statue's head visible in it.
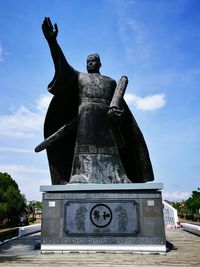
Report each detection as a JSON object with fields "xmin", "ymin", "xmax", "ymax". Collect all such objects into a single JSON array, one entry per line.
[{"xmin": 86, "ymin": 53, "xmax": 101, "ymax": 73}]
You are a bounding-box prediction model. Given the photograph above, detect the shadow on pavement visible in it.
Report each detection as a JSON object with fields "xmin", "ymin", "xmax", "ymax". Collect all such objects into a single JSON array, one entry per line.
[{"xmin": 0, "ymin": 232, "xmax": 41, "ymax": 260}]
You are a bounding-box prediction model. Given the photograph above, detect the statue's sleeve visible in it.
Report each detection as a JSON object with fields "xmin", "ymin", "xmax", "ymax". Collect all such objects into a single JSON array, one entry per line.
[
  {"xmin": 44, "ymin": 41, "xmax": 79, "ymax": 185},
  {"xmin": 47, "ymin": 41, "xmax": 79, "ymax": 95}
]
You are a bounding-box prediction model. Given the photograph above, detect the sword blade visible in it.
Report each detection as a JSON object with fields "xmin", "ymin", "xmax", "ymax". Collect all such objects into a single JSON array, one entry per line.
[{"xmin": 35, "ymin": 118, "xmax": 77, "ymax": 152}]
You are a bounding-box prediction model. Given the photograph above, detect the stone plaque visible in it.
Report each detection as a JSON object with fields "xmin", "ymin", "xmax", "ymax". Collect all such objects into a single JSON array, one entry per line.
[{"xmin": 64, "ymin": 200, "xmax": 139, "ymax": 236}]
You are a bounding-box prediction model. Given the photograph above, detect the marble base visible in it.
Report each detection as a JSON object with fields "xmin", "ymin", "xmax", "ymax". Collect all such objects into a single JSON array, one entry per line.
[{"xmin": 40, "ymin": 183, "xmax": 166, "ymax": 253}]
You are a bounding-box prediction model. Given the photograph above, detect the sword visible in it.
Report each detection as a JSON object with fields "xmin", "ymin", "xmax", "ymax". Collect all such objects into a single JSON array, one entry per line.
[{"xmin": 34, "ymin": 117, "xmax": 77, "ymax": 153}]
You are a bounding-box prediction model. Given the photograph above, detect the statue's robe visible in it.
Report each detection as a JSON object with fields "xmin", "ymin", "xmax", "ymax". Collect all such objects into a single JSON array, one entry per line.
[{"xmin": 44, "ymin": 44, "xmax": 154, "ymax": 184}]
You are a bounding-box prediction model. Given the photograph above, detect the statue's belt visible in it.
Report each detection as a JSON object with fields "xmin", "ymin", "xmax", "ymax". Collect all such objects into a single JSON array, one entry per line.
[
  {"xmin": 79, "ymin": 97, "xmax": 110, "ymax": 106},
  {"xmin": 74, "ymin": 145, "xmax": 119, "ymax": 155}
]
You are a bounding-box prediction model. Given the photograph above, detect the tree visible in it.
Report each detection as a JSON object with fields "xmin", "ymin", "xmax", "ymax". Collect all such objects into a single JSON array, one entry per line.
[
  {"xmin": 27, "ymin": 200, "xmax": 42, "ymax": 222},
  {"xmin": 0, "ymin": 172, "xmax": 26, "ymax": 227},
  {"xmin": 184, "ymin": 189, "xmax": 200, "ymax": 214}
]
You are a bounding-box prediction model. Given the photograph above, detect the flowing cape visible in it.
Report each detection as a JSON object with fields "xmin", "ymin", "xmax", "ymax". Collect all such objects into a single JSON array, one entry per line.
[
  {"xmin": 44, "ymin": 46, "xmax": 79, "ymax": 184},
  {"xmin": 119, "ymin": 101, "xmax": 154, "ymax": 183}
]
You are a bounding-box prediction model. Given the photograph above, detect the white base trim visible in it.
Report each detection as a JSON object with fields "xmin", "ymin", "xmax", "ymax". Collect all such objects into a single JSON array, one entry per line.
[
  {"xmin": 41, "ymin": 244, "xmax": 166, "ymax": 253},
  {"xmin": 181, "ymin": 223, "xmax": 200, "ymax": 236},
  {"xmin": 18, "ymin": 224, "xmax": 41, "ymax": 237}
]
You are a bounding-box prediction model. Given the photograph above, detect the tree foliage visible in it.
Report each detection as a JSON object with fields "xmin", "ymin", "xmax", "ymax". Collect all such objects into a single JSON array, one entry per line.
[
  {"xmin": 184, "ymin": 190, "xmax": 200, "ymax": 214},
  {"xmin": 172, "ymin": 188, "xmax": 200, "ymax": 222},
  {"xmin": 27, "ymin": 200, "xmax": 42, "ymax": 211},
  {"xmin": 0, "ymin": 172, "xmax": 26, "ymax": 226},
  {"xmin": 27, "ymin": 200, "xmax": 42, "ymax": 222}
]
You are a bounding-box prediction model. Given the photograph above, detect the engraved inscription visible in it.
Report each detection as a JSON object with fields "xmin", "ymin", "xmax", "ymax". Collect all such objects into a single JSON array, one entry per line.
[
  {"xmin": 75, "ymin": 206, "xmax": 88, "ymax": 231},
  {"xmin": 64, "ymin": 199, "xmax": 139, "ymax": 236},
  {"xmin": 115, "ymin": 205, "xmax": 128, "ymax": 231},
  {"xmin": 44, "ymin": 192, "xmax": 160, "ymax": 200},
  {"xmin": 90, "ymin": 204, "xmax": 112, "ymax": 228},
  {"xmin": 43, "ymin": 236, "xmax": 163, "ymax": 245}
]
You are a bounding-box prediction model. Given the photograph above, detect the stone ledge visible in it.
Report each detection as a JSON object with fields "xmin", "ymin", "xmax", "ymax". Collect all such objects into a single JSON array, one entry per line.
[{"xmin": 40, "ymin": 182, "xmax": 163, "ymax": 192}]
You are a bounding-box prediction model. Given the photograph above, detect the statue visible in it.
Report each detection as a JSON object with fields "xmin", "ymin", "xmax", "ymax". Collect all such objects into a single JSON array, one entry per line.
[{"xmin": 35, "ymin": 17, "xmax": 154, "ymax": 185}]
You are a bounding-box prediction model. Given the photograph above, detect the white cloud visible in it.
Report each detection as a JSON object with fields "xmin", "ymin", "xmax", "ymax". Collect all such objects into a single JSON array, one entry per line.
[
  {"xmin": 124, "ymin": 93, "xmax": 137, "ymax": 104},
  {"xmin": 115, "ymin": 0, "xmax": 150, "ymax": 62},
  {"xmin": 125, "ymin": 93, "xmax": 166, "ymax": 111},
  {"xmin": 0, "ymin": 42, "xmax": 7, "ymax": 62},
  {"xmin": 36, "ymin": 94, "xmax": 52, "ymax": 112},
  {"xmin": 0, "ymin": 94, "xmax": 52, "ymax": 138},
  {"xmin": 0, "ymin": 44, "xmax": 3, "ymax": 62},
  {"xmin": 0, "ymin": 164, "xmax": 48, "ymax": 174},
  {"xmin": 0, "ymin": 43, "xmax": 4, "ymax": 62},
  {"xmin": 163, "ymin": 192, "xmax": 191, "ymax": 202},
  {"xmin": 0, "ymin": 164, "xmax": 50, "ymax": 201},
  {"xmin": 0, "ymin": 147, "xmax": 33, "ymax": 153}
]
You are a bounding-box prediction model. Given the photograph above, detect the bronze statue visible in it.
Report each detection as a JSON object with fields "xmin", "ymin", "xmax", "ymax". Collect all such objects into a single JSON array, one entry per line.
[{"xmin": 35, "ymin": 17, "xmax": 154, "ymax": 185}]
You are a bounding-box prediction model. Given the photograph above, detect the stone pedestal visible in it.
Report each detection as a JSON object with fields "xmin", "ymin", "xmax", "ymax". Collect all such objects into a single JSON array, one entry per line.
[{"xmin": 40, "ymin": 183, "xmax": 166, "ymax": 253}]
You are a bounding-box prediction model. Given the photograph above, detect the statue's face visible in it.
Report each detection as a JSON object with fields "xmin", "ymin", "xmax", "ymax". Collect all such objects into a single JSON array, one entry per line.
[{"xmin": 86, "ymin": 54, "xmax": 101, "ymax": 73}]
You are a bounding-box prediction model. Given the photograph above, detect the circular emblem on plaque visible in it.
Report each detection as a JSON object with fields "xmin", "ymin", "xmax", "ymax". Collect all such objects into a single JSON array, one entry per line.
[{"xmin": 90, "ymin": 204, "xmax": 112, "ymax": 228}]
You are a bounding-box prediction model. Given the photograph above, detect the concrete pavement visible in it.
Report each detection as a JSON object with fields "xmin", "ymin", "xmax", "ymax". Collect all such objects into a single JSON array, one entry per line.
[{"xmin": 0, "ymin": 229, "xmax": 200, "ymax": 266}]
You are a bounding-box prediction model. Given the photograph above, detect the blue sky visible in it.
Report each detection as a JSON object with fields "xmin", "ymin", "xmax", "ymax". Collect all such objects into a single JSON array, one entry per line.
[{"xmin": 0, "ymin": 0, "xmax": 199, "ymax": 201}]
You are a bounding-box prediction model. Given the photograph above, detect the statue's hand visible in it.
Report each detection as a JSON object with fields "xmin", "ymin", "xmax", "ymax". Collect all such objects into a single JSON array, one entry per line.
[
  {"xmin": 107, "ymin": 106, "xmax": 124, "ymax": 126},
  {"xmin": 42, "ymin": 17, "xmax": 58, "ymax": 42}
]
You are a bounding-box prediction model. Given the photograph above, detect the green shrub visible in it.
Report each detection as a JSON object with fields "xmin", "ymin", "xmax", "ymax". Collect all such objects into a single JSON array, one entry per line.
[{"xmin": 185, "ymin": 214, "xmax": 194, "ymax": 221}]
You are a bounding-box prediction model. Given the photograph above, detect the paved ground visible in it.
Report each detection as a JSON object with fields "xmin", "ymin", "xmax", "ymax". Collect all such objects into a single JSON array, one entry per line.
[{"xmin": 0, "ymin": 229, "xmax": 199, "ymax": 267}]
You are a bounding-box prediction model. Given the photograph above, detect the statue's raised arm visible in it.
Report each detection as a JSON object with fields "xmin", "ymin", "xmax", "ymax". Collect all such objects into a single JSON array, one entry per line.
[
  {"xmin": 42, "ymin": 17, "xmax": 58, "ymax": 43},
  {"xmin": 42, "ymin": 17, "xmax": 78, "ymax": 95},
  {"xmin": 41, "ymin": 18, "xmax": 79, "ymax": 185}
]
